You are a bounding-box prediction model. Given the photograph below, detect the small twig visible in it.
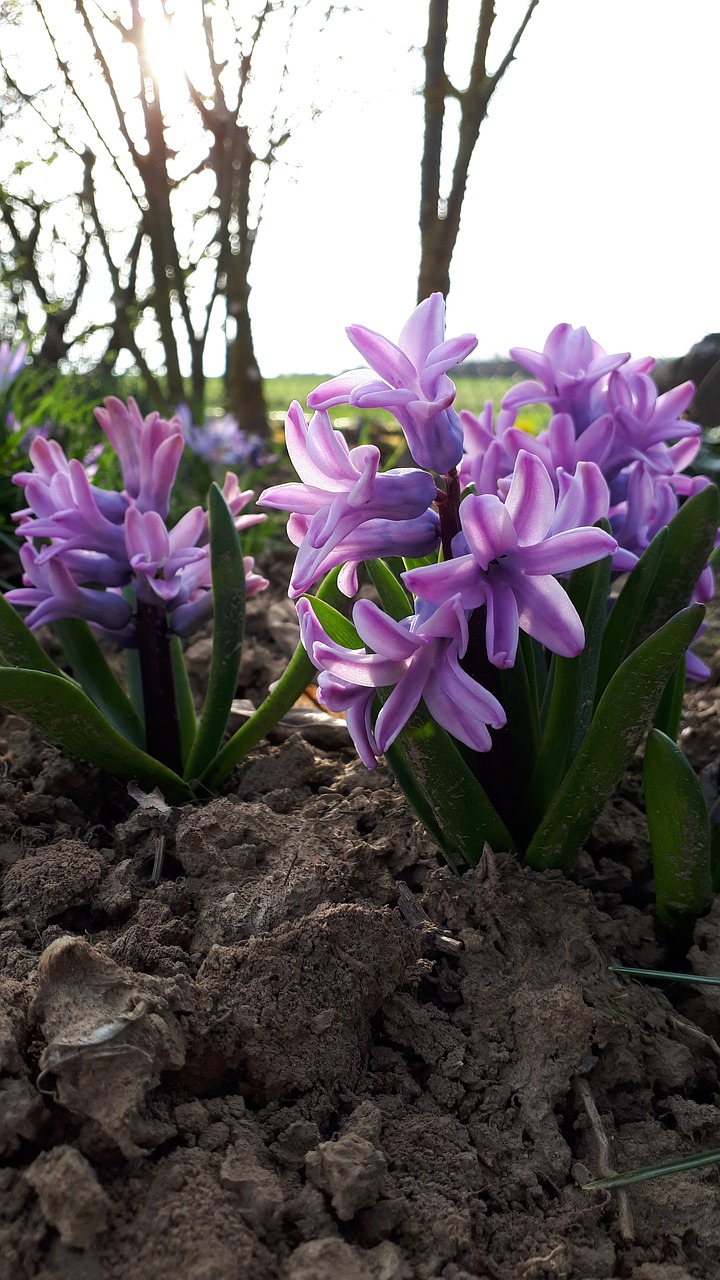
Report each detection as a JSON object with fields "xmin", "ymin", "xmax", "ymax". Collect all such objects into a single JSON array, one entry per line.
[
  {"xmin": 576, "ymin": 1077, "xmax": 634, "ymax": 1241},
  {"xmin": 395, "ymin": 881, "xmax": 464, "ymax": 955},
  {"xmin": 150, "ymin": 834, "xmax": 166, "ymax": 885}
]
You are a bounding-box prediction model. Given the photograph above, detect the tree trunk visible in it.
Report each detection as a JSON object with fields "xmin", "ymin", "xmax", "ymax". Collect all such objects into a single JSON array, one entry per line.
[{"xmin": 225, "ymin": 299, "xmax": 268, "ymax": 437}]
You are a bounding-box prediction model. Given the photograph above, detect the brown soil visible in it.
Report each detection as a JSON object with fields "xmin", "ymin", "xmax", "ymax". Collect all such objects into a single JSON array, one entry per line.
[{"xmin": 2, "ymin": 573, "xmax": 720, "ymax": 1279}]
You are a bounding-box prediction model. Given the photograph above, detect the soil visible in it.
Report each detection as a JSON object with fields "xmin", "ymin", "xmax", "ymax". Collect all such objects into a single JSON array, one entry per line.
[{"xmin": 2, "ymin": 563, "xmax": 720, "ymax": 1280}]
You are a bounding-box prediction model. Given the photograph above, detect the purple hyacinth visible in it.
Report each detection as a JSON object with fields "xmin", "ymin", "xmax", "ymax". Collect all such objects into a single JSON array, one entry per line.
[
  {"xmin": 0, "ymin": 340, "xmax": 28, "ymax": 396},
  {"xmin": 298, "ymin": 594, "xmax": 506, "ymax": 764},
  {"xmin": 307, "ymin": 294, "xmax": 477, "ymax": 474},
  {"xmin": 178, "ymin": 405, "xmax": 277, "ymax": 470},
  {"xmin": 404, "ymin": 450, "xmax": 617, "ymax": 668},
  {"xmin": 503, "ymin": 324, "xmax": 630, "ymax": 431},
  {"xmin": 6, "ymin": 397, "xmax": 268, "ymax": 644},
  {"xmin": 260, "ymin": 401, "xmax": 439, "ymax": 596}
]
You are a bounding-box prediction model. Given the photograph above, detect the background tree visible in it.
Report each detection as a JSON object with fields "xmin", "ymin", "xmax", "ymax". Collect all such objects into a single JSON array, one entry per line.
[
  {"xmin": 418, "ymin": 0, "xmax": 540, "ymax": 302},
  {"xmin": 0, "ymin": 0, "xmax": 308, "ymax": 432}
]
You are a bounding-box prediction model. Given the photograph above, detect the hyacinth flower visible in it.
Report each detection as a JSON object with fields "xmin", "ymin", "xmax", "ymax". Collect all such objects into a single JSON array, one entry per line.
[
  {"xmin": 260, "ymin": 401, "xmax": 439, "ymax": 595},
  {"xmin": 177, "ymin": 404, "xmax": 276, "ymax": 470},
  {"xmin": 307, "ymin": 294, "xmax": 477, "ymax": 474},
  {"xmin": 299, "ymin": 594, "xmax": 506, "ymax": 763},
  {"xmin": 275, "ymin": 311, "xmax": 720, "ymax": 916},
  {"xmin": 404, "ymin": 451, "xmax": 616, "ymax": 667},
  {"xmin": 502, "ymin": 323, "xmax": 631, "ymax": 429},
  {"xmin": 0, "ymin": 339, "xmax": 28, "ymax": 397},
  {"xmin": 0, "ymin": 394, "xmax": 320, "ymax": 801}
]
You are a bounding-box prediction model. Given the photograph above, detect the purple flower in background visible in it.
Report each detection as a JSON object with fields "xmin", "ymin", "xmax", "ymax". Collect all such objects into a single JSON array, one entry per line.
[
  {"xmin": 458, "ymin": 402, "xmax": 517, "ymax": 496},
  {"xmin": 503, "ymin": 324, "xmax": 630, "ymax": 430},
  {"xmin": 0, "ymin": 340, "xmax": 28, "ymax": 396},
  {"xmin": 600, "ymin": 369, "xmax": 700, "ymax": 481},
  {"xmin": 178, "ymin": 404, "xmax": 276, "ymax": 469},
  {"xmin": 298, "ymin": 594, "xmax": 505, "ymax": 763},
  {"xmin": 6, "ymin": 395, "xmax": 268, "ymax": 644},
  {"xmin": 404, "ymin": 451, "xmax": 617, "ymax": 668},
  {"xmin": 308, "ymin": 294, "xmax": 477, "ymax": 473},
  {"xmin": 260, "ymin": 402, "xmax": 438, "ymax": 596}
]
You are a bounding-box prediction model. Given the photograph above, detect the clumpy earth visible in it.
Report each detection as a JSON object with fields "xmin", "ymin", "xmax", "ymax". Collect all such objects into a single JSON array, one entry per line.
[{"xmin": 2, "ymin": 579, "xmax": 720, "ymax": 1279}]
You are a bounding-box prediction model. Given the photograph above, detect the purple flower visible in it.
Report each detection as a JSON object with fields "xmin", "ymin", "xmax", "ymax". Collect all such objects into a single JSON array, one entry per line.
[
  {"xmin": 6, "ymin": 396, "xmax": 268, "ymax": 644},
  {"xmin": 404, "ymin": 450, "xmax": 617, "ymax": 668},
  {"xmin": 307, "ymin": 294, "xmax": 477, "ymax": 473},
  {"xmin": 179, "ymin": 405, "xmax": 276, "ymax": 469},
  {"xmin": 503, "ymin": 324, "xmax": 630, "ymax": 430},
  {"xmin": 6, "ymin": 544, "xmax": 134, "ymax": 636},
  {"xmin": 260, "ymin": 402, "xmax": 438, "ymax": 596},
  {"xmin": 93, "ymin": 397, "xmax": 184, "ymax": 519},
  {"xmin": 600, "ymin": 369, "xmax": 700, "ymax": 481},
  {"xmin": 298, "ymin": 594, "xmax": 505, "ymax": 764},
  {"xmin": 0, "ymin": 340, "xmax": 28, "ymax": 396}
]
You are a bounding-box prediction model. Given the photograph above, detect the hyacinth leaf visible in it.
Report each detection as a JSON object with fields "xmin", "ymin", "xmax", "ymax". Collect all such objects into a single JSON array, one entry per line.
[
  {"xmin": 611, "ymin": 965, "xmax": 720, "ymax": 986},
  {"xmin": 0, "ymin": 592, "xmax": 62, "ymax": 676},
  {"xmin": 383, "ymin": 700, "xmax": 515, "ymax": 870},
  {"xmin": 597, "ymin": 485, "xmax": 720, "ymax": 701},
  {"xmin": 183, "ymin": 484, "xmax": 245, "ymax": 782},
  {"xmin": 528, "ymin": 551, "xmax": 612, "ymax": 818},
  {"xmin": 366, "ymin": 558, "xmax": 412, "ymax": 622},
  {"xmin": 712, "ymin": 824, "xmax": 720, "ymax": 893},
  {"xmin": 0, "ymin": 669, "xmax": 191, "ymax": 802},
  {"xmin": 653, "ymin": 655, "xmax": 686, "ymax": 741},
  {"xmin": 585, "ymin": 1148, "xmax": 720, "ymax": 1190},
  {"xmin": 524, "ymin": 603, "xmax": 705, "ymax": 873},
  {"xmin": 170, "ymin": 634, "xmax": 197, "ymax": 765},
  {"xmin": 643, "ymin": 727, "xmax": 712, "ymax": 939},
  {"xmin": 596, "ymin": 530, "xmax": 667, "ymax": 699},
  {"xmin": 52, "ymin": 618, "xmax": 145, "ymax": 750},
  {"xmin": 199, "ymin": 568, "xmax": 348, "ymax": 790}
]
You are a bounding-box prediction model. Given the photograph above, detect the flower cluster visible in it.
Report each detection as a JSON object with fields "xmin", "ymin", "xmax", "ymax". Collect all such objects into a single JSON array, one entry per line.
[
  {"xmin": 7, "ymin": 397, "xmax": 268, "ymax": 643},
  {"xmin": 261, "ymin": 299, "xmax": 712, "ymax": 768},
  {"xmin": 177, "ymin": 405, "xmax": 276, "ymax": 470}
]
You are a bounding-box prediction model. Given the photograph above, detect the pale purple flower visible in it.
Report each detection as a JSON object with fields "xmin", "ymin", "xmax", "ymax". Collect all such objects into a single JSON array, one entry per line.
[
  {"xmin": 298, "ymin": 594, "xmax": 505, "ymax": 763},
  {"xmin": 307, "ymin": 294, "xmax": 477, "ymax": 473},
  {"xmin": 179, "ymin": 405, "xmax": 276, "ymax": 469},
  {"xmin": 260, "ymin": 402, "xmax": 438, "ymax": 596},
  {"xmin": 458, "ymin": 402, "xmax": 517, "ymax": 496},
  {"xmin": 600, "ymin": 369, "xmax": 700, "ymax": 481},
  {"xmin": 503, "ymin": 324, "xmax": 630, "ymax": 430},
  {"xmin": 404, "ymin": 451, "xmax": 617, "ymax": 668},
  {"xmin": 94, "ymin": 397, "xmax": 184, "ymax": 519},
  {"xmin": 0, "ymin": 340, "xmax": 28, "ymax": 396}
]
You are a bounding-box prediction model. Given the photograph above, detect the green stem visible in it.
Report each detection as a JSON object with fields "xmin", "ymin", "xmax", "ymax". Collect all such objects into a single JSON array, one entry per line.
[{"xmin": 135, "ymin": 599, "xmax": 183, "ymax": 775}]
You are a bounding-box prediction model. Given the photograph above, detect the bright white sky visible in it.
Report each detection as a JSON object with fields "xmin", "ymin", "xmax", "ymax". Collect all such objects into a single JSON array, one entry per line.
[
  {"xmin": 248, "ymin": 0, "xmax": 720, "ymax": 376},
  {"xmin": 3, "ymin": 0, "xmax": 719, "ymax": 381}
]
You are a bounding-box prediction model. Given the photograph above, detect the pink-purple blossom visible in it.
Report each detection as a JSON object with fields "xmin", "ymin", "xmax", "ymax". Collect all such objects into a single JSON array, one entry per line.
[
  {"xmin": 404, "ymin": 451, "xmax": 617, "ymax": 668},
  {"xmin": 298, "ymin": 594, "xmax": 506, "ymax": 763},
  {"xmin": 307, "ymin": 294, "xmax": 476, "ymax": 473},
  {"xmin": 260, "ymin": 402, "xmax": 438, "ymax": 596}
]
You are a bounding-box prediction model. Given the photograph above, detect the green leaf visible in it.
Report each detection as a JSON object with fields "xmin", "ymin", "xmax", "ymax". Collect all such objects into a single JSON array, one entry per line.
[
  {"xmin": 597, "ymin": 485, "xmax": 720, "ymax": 700},
  {"xmin": 528, "ymin": 552, "xmax": 612, "ymax": 818},
  {"xmin": 366, "ymin": 558, "xmax": 412, "ymax": 621},
  {"xmin": 52, "ymin": 618, "xmax": 145, "ymax": 749},
  {"xmin": 199, "ymin": 568, "xmax": 347, "ymax": 790},
  {"xmin": 0, "ymin": 594, "xmax": 62, "ymax": 675},
  {"xmin": 611, "ymin": 965, "xmax": 720, "ymax": 986},
  {"xmin": 0, "ymin": 668, "xmax": 190, "ymax": 802},
  {"xmin": 183, "ymin": 484, "xmax": 246, "ymax": 782},
  {"xmin": 644, "ymin": 727, "xmax": 712, "ymax": 938},
  {"xmin": 304, "ymin": 597, "xmax": 361, "ymax": 648},
  {"xmin": 524, "ymin": 604, "xmax": 705, "ymax": 873},
  {"xmin": 384, "ymin": 699, "xmax": 514, "ymax": 871},
  {"xmin": 653, "ymin": 655, "xmax": 686, "ymax": 741},
  {"xmin": 584, "ymin": 1148, "xmax": 720, "ymax": 1190}
]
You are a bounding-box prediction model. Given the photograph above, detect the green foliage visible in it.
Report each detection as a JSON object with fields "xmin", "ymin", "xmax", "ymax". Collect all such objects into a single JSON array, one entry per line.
[{"xmin": 643, "ymin": 728, "xmax": 712, "ymax": 939}]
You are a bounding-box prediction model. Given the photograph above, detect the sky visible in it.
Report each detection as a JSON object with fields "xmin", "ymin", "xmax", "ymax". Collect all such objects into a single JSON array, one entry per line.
[
  {"xmin": 3, "ymin": 1, "xmax": 720, "ymax": 381},
  {"xmin": 246, "ymin": 0, "xmax": 720, "ymax": 376}
]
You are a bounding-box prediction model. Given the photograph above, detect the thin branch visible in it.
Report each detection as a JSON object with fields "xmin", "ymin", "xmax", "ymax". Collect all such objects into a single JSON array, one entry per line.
[{"xmin": 489, "ymin": 0, "xmax": 541, "ymax": 89}]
